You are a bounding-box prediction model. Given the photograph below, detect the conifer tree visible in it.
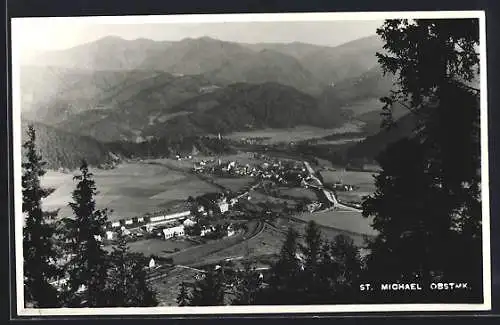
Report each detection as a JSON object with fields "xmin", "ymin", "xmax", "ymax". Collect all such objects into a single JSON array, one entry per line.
[
  {"xmin": 302, "ymin": 221, "xmax": 322, "ymax": 269},
  {"xmin": 177, "ymin": 282, "xmax": 191, "ymax": 306},
  {"xmin": 190, "ymin": 269, "xmax": 225, "ymax": 306},
  {"xmin": 64, "ymin": 160, "xmax": 109, "ymax": 307},
  {"xmin": 329, "ymin": 234, "xmax": 362, "ymax": 301},
  {"xmin": 232, "ymin": 261, "xmax": 261, "ymax": 305},
  {"xmin": 299, "ymin": 221, "xmax": 323, "ymax": 302},
  {"xmin": 259, "ymin": 227, "xmax": 301, "ymax": 304},
  {"xmin": 22, "ymin": 125, "xmax": 61, "ymax": 307},
  {"xmin": 106, "ymin": 230, "xmax": 158, "ymax": 307},
  {"xmin": 363, "ymin": 19, "xmax": 482, "ymax": 299}
]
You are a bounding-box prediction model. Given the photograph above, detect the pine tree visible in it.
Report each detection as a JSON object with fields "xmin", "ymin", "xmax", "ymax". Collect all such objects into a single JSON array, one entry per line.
[
  {"xmin": 106, "ymin": 230, "xmax": 158, "ymax": 307},
  {"xmin": 302, "ymin": 221, "xmax": 322, "ymax": 269},
  {"xmin": 329, "ymin": 234, "xmax": 362, "ymax": 301},
  {"xmin": 363, "ymin": 18, "xmax": 482, "ymax": 300},
  {"xmin": 299, "ymin": 221, "xmax": 323, "ymax": 302},
  {"xmin": 177, "ymin": 282, "xmax": 191, "ymax": 306},
  {"xmin": 22, "ymin": 125, "xmax": 61, "ymax": 307},
  {"xmin": 232, "ymin": 261, "xmax": 261, "ymax": 305},
  {"xmin": 259, "ymin": 227, "xmax": 301, "ymax": 304},
  {"xmin": 190, "ymin": 269, "xmax": 225, "ymax": 306},
  {"xmin": 64, "ymin": 160, "xmax": 109, "ymax": 307}
]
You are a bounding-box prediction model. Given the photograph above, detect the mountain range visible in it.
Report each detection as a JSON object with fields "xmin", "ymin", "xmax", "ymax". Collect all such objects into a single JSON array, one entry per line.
[{"xmin": 20, "ymin": 33, "xmax": 406, "ymax": 169}]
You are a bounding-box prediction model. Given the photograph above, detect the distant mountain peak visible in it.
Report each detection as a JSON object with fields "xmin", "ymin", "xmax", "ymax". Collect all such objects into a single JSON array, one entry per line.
[{"xmin": 95, "ymin": 35, "xmax": 126, "ymax": 43}]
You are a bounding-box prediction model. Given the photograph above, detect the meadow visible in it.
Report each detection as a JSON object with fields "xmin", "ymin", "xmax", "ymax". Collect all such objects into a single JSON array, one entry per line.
[
  {"xmin": 295, "ymin": 208, "xmax": 377, "ymax": 237},
  {"xmin": 278, "ymin": 187, "xmax": 319, "ymax": 201},
  {"xmin": 40, "ymin": 162, "xmax": 219, "ymax": 221},
  {"xmin": 125, "ymin": 238, "xmax": 195, "ymax": 256},
  {"xmin": 319, "ymin": 169, "xmax": 377, "ymax": 204},
  {"xmin": 211, "ymin": 176, "xmax": 255, "ymax": 192},
  {"xmin": 225, "ymin": 124, "xmax": 363, "ymax": 144}
]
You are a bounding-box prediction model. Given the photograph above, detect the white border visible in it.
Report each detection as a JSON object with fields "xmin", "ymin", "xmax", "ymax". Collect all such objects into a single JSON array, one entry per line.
[{"xmin": 11, "ymin": 10, "xmax": 490, "ymax": 316}]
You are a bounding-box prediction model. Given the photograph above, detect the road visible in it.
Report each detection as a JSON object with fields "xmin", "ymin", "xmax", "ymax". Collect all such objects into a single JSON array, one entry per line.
[{"xmin": 303, "ymin": 161, "xmax": 361, "ymax": 212}]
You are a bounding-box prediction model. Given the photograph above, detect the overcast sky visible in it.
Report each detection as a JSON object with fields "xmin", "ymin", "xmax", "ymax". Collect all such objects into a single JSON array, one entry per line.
[{"xmin": 12, "ymin": 18, "xmax": 384, "ymax": 53}]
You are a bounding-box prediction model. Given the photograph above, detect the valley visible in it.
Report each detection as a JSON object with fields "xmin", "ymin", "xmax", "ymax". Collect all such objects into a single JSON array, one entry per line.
[{"xmin": 21, "ymin": 32, "xmax": 414, "ymax": 307}]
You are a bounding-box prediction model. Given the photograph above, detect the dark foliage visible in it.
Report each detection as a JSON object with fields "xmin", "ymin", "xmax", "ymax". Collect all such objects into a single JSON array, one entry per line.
[
  {"xmin": 63, "ymin": 160, "xmax": 110, "ymax": 307},
  {"xmin": 361, "ymin": 18, "xmax": 482, "ymax": 302},
  {"xmin": 189, "ymin": 269, "xmax": 226, "ymax": 306},
  {"xmin": 22, "ymin": 126, "xmax": 61, "ymax": 307},
  {"xmin": 105, "ymin": 231, "xmax": 158, "ymax": 307}
]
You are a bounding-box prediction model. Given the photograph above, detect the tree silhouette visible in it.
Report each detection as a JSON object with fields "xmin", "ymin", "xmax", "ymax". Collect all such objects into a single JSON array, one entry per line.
[
  {"xmin": 258, "ymin": 227, "xmax": 301, "ymax": 304},
  {"xmin": 177, "ymin": 282, "xmax": 192, "ymax": 306},
  {"xmin": 64, "ymin": 160, "xmax": 110, "ymax": 307},
  {"xmin": 190, "ymin": 269, "xmax": 225, "ymax": 306},
  {"xmin": 232, "ymin": 261, "xmax": 262, "ymax": 305},
  {"xmin": 105, "ymin": 230, "xmax": 158, "ymax": 307},
  {"xmin": 22, "ymin": 125, "xmax": 61, "ymax": 307},
  {"xmin": 362, "ymin": 18, "xmax": 482, "ymax": 301}
]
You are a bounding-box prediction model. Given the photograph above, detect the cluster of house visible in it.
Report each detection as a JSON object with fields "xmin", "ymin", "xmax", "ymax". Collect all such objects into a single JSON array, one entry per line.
[
  {"xmin": 192, "ymin": 156, "xmax": 309, "ymax": 187},
  {"xmin": 237, "ymin": 137, "xmax": 270, "ymax": 145},
  {"xmin": 102, "ymin": 192, "xmax": 239, "ymax": 242},
  {"xmin": 305, "ymin": 201, "xmax": 322, "ymax": 213},
  {"xmin": 330, "ymin": 182, "xmax": 356, "ymax": 192},
  {"xmin": 199, "ymin": 85, "xmax": 221, "ymax": 94}
]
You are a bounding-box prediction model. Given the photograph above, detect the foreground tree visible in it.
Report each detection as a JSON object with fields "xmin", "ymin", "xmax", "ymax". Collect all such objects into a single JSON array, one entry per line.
[
  {"xmin": 232, "ymin": 261, "xmax": 262, "ymax": 305},
  {"xmin": 22, "ymin": 126, "xmax": 60, "ymax": 307},
  {"xmin": 105, "ymin": 231, "xmax": 158, "ymax": 307},
  {"xmin": 64, "ymin": 160, "xmax": 110, "ymax": 307},
  {"xmin": 189, "ymin": 269, "xmax": 225, "ymax": 306},
  {"xmin": 363, "ymin": 18, "xmax": 482, "ymax": 298},
  {"xmin": 298, "ymin": 221, "xmax": 324, "ymax": 302},
  {"xmin": 257, "ymin": 227, "xmax": 302, "ymax": 304},
  {"xmin": 177, "ymin": 282, "xmax": 191, "ymax": 306}
]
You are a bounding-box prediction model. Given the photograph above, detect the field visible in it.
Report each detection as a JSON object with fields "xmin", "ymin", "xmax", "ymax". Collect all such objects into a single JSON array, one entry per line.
[
  {"xmin": 211, "ymin": 176, "xmax": 255, "ymax": 192},
  {"xmin": 319, "ymin": 169, "xmax": 376, "ymax": 185},
  {"xmin": 319, "ymin": 169, "xmax": 377, "ymax": 204},
  {"xmin": 124, "ymin": 238, "xmax": 196, "ymax": 256},
  {"xmin": 278, "ymin": 187, "xmax": 319, "ymax": 201},
  {"xmin": 41, "ymin": 162, "xmax": 219, "ymax": 221},
  {"xmin": 225, "ymin": 124, "xmax": 363, "ymax": 144},
  {"xmin": 295, "ymin": 209, "xmax": 377, "ymax": 237},
  {"xmin": 314, "ymin": 137, "xmax": 366, "ymax": 146}
]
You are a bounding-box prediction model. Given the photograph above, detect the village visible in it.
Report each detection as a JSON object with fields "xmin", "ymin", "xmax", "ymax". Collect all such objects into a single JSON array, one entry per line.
[{"xmin": 98, "ymin": 151, "xmax": 362, "ymax": 260}]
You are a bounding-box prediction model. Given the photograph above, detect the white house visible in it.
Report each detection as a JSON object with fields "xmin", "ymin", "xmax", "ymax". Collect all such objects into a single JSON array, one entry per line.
[
  {"xmin": 163, "ymin": 225, "xmax": 185, "ymax": 239},
  {"xmin": 227, "ymin": 225, "xmax": 236, "ymax": 237},
  {"xmin": 149, "ymin": 258, "xmax": 156, "ymax": 269},
  {"xmin": 105, "ymin": 231, "xmax": 114, "ymax": 240},
  {"xmin": 120, "ymin": 226, "xmax": 131, "ymax": 236},
  {"xmin": 183, "ymin": 218, "xmax": 197, "ymax": 227},
  {"xmin": 200, "ymin": 228, "xmax": 213, "ymax": 237},
  {"xmin": 218, "ymin": 200, "xmax": 229, "ymax": 214}
]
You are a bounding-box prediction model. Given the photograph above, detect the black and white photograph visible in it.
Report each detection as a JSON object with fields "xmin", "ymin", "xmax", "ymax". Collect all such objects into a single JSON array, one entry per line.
[{"xmin": 11, "ymin": 11, "xmax": 490, "ymax": 315}]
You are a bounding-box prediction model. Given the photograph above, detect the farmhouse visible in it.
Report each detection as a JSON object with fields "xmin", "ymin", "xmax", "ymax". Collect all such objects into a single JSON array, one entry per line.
[
  {"xmin": 183, "ymin": 218, "xmax": 197, "ymax": 227},
  {"xmin": 218, "ymin": 198, "xmax": 229, "ymax": 213},
  {"xmin": 227, "ymin": 224, "xmax": 236, "ymax": 237},
  {"xmin": 105, "ymin": 231, "xmax": 114, "ymax": 240},
  {"xmin": 163, "ymin": 224, "xmax": 185, "ymax": 239}
]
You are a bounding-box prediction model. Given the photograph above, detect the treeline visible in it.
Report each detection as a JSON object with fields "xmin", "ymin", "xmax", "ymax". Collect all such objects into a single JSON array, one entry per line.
[
  {"xmin": 22, "ymin": 126, "xmax": 158, "ymax": 308},
  {"xmin": 107, "ymin": 135, "xmax": 235, "ymax": 159},
  {"xmin": 177, "ymin": 220, "xmax": 481, "ymax": 306},
  {"xmin": 178, "ymin": 222, "xmax": 364, "ymax": 306},
  {"xmin": 21, "ymin": 119, "xmax": 117, "ymax": 170}
]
